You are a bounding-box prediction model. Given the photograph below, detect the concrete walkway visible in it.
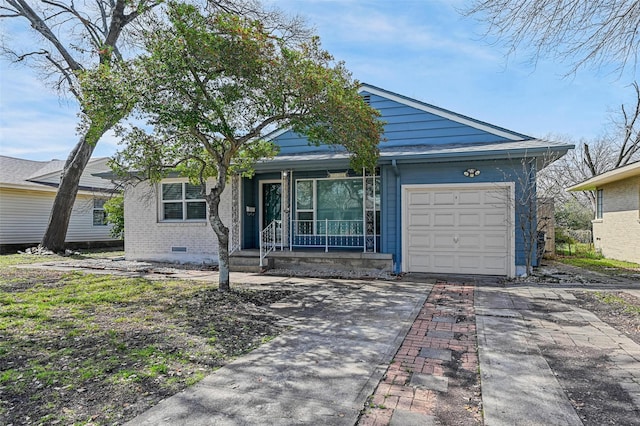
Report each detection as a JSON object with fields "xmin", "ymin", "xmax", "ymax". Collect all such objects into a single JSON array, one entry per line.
[
  {"xmin": 475, "ymin": 275, "xmax": 640, "ymax": 426},
  {"xmin": 123, "ymin": 274, "xmax": 433, "ymax": 426}
]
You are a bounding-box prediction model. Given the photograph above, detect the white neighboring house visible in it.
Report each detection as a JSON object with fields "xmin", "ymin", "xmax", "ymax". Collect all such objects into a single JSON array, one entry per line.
[
  {"xmin": 568, "ymin": 161, "xmax": 640, "ymax": 264},
  {"xmin": 0, "ymin": 155, "xmax": 120, "ymax": 252}
]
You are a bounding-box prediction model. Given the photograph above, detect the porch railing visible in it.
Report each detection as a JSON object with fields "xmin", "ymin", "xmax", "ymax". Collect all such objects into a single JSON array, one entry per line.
[
  {"xmin": 291, "ymin": 219, "xmax": 369, "ymax": 252},
  {"xmin": 259, "ymin": 220, "xmax": 282, "ymax": 267}
]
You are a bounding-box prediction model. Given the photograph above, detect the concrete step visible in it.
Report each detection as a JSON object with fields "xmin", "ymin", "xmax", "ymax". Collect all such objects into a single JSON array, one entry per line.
[
  {"xmin": 230, "ymin": 249, "xmax": 393, "ymax": 275},
  {"xmin": 229, "ymin": 252, "xmax": 271, "ymax": 273}
]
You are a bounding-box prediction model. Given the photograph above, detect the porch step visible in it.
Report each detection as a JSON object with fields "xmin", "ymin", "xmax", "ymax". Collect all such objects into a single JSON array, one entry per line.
[
  {"xmin": 229, "ymin": 249, "xmax": 393, "ymax": 276},
  {"xmin": 229, "ymin": 251, "xmax": 272, "ymax": 273}
]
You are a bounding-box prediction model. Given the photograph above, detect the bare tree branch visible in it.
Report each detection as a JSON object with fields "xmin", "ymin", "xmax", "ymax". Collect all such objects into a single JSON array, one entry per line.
[{"xmin": 464, "ymin": 0, "xmax": 640, "ymax": 75}]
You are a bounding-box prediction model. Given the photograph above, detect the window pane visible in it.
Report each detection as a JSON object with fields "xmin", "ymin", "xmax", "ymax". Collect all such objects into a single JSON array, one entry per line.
[
  {"xmin": 596, "ymin": 189, "xmax": 603, "ymax": 219},
  {"xmin": 162, "ymin": 183, "xmax": 183, "ymax": 201},
  {"xmin": 93, "ymin": 210, "xmax": 107, "ymax": 226},
  {"xmin": 317, "ymin": 179, "xmax": 363, "ymax": 221},
  {"xmin": 186, "ymin": 201, "xmax": 206, "ymax": 220},
  {"xmin": 93, "ymin": 198, "xmax": 106, "ymax": 209},
  {"xmin": 296, "ymin": 180, "xmax": 313, "ymax": 210},
  {"xmin": 296, "ymin": 211, "xmax": 313, "ymax": 234},
  {"xmin": 185, "ymin": 183, "xmax": 205, "ymax": 200},
  {"xmin": 163, "ymin": 202, "xmax": 183, "ymax": 220}
]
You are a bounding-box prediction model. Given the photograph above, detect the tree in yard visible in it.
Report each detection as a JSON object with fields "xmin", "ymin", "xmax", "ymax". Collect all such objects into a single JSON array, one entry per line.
[
  {"xmin": 1, "ymin": 0, "xmax": 288, "ymax": 252},
  {"xmin": 0, "ymin": 0, "xmax": 166, "ymax": 252},
  {"xmin": 111, "ymin": 2, "xmax": 384, "ymax": 291}
]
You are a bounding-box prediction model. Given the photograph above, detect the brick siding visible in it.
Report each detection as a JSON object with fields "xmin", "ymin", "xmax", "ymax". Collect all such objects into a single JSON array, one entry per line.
[
  {"xmin": 124, "ymin": 180, "xmax": 233, "ymax": 264},
  {"xmin": 592, "ymin": 176, "xmax": 640, "ymax": 264}
]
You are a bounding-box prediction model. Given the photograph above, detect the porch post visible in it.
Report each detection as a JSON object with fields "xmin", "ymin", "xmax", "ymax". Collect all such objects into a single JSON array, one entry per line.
[
  {"xmin": 231, "ymin": 173, "xmax": 241, "ymax": 253},
  {"xmin": 363, "ymin": 168, "xmax": 377, "ymax": 253},
  {"xmin": 362, "ymin": 169, "xmax": 367, "ymax": 253},
  {"xmin": 281, "ymin": 170, "xmax": 290, "ymax": 251}
]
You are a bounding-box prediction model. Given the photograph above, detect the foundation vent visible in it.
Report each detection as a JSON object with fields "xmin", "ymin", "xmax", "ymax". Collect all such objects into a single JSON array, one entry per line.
[{"xmin": 171, "ymin": 246, "xmax": 187, "ymax": 253}]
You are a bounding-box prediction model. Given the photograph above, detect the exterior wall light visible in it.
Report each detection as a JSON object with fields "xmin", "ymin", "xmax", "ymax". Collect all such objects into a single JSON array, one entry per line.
[{"xmin": 464, "ymin": 168, "xmax": 480, "ymax": 177}]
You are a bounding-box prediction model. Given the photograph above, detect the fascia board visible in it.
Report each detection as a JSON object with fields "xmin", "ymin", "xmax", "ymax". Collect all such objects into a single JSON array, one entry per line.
[{"xmin": 567, "ymin": 161, "xmax": 640, "ymax": 191}]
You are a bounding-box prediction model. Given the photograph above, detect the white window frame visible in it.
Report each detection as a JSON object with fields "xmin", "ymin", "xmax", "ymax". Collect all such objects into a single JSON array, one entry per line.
[
  {"xmin": 92, "ymin": 198, "xmax": 108, "ymax": 226},
  {"xmin": 596, "ymin": 188, "xmax": 603, "ymax": 219},
  {"xmin": 159, "ymin": 181, "xmax": 207, "ymax": 222},
  {"xmin": 294, "ymin": 176, "xmax": 380, "ymax": 235}
]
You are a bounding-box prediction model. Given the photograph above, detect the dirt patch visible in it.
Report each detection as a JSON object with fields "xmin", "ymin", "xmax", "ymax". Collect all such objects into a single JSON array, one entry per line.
[
  {"xmin": 0, "ymin": 268, "xmax": 294, "ymax": 425},
  {"xmin": 534, "ymin": 289, "xmax": 640, "ymax": 425},
  {"xmin": 572, "ymin": 291, "xmax": 640, "ymax": 345},
  {"xmin": 539, "ymin": 346, "xmax": 639, "ymax": 425}
]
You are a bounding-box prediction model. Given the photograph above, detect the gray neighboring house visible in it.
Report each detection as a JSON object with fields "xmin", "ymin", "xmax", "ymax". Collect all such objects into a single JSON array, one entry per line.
[
  {"xmin": 568, "ymin": 161, "xmax": 640, "ymax": 264},
  {"xmin": 0, "ymin": 155, "xmax": 119, "ymax": 252}
]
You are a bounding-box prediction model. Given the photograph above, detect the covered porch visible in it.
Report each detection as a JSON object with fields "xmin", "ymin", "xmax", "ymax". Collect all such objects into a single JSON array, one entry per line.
[{"xmin": 231, "ymin": 167, "xmax": 382, "ymax": 269}]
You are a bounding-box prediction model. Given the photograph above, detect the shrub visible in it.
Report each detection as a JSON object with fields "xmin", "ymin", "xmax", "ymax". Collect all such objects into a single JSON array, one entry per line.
[{"xmin": 104, "ymin": 193, "xmax": 124, "ymax": 239}]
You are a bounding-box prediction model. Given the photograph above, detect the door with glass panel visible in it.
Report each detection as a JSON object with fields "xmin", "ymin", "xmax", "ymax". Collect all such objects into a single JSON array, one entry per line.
[{"xmin": 260, "ymin": 181, "xmax": 282, "ymax": 245}]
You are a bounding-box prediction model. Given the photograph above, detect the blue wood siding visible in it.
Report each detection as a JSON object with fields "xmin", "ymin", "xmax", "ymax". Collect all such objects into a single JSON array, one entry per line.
[{"xmin": 271, "ymin": 91, "xmax": 514, "ymax": 156}]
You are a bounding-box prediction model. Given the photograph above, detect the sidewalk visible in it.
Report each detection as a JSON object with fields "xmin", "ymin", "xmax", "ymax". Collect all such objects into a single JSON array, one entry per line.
[{"xmin": 475, "ymin": 273, "xmax": 640, "ymax": 425}]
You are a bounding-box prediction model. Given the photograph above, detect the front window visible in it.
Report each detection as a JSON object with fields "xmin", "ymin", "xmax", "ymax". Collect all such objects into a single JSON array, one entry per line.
[
  {"xmin": 93, "ymin": 198, "xmax": 108, "ymax": 226},
  {"xmin": 295, "ymin": 176, "xmax": 380, "ymax": 235},
  {"xmin": 161, "ymin": 182, "xmax": 206, "ymax": 221},
  {"xmin": 596, "ymin": 189, "xmax": 603, "ymax": 219}
]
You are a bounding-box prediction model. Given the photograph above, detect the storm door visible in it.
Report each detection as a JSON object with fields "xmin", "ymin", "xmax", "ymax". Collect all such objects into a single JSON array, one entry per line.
[{"xmin": 261, "ymin": 181, "xmax": 282, "ymax": 229}]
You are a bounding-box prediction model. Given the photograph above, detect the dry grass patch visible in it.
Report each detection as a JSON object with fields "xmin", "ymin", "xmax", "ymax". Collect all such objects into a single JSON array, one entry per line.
[{"xmin": 0, "ymin": 266, "xmax": 292, "ymax": 425}]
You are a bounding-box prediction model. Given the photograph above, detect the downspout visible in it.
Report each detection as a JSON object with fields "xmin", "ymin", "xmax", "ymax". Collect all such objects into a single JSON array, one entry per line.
[{"xmin": 392, "ymin": 159, "xmax": 401, "ymax": 274}]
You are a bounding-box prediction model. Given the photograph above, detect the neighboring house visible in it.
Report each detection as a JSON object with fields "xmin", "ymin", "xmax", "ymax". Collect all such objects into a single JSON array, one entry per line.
[
  {"xmin": 567, "ymin": 161, "xmax": 640, "ymax": 264},
  {"xmin": 0, "ymin": 155, "xmax": 120, "ymax": 252},
  {"xmin": 123, "ymin": 84, "xmax": 572, "ymax": 276}
]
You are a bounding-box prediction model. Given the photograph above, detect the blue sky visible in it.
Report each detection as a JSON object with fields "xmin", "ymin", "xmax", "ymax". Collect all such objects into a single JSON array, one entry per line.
[{"xmin": 0, "ymin": 0, "xmax": 636, "ymax": 161}]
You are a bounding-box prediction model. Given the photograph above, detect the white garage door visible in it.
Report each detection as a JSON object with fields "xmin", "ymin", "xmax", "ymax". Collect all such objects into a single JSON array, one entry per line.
[{"xmin": 402, "ymin": 184, "xmax": 512, "ymax": 276}]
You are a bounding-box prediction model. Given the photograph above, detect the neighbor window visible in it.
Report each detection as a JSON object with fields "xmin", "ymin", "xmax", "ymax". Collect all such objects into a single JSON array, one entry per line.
[
  {"xmin": 596, "ymin": 189, "xmax": 603, "ymax": 219},
  {"xmin": 161, "ymin": 182, "xmax": 206, "ymax": 221},
  {"xmin": 93, "ymin": 198, "xmax": 108, "ymax": 226}
]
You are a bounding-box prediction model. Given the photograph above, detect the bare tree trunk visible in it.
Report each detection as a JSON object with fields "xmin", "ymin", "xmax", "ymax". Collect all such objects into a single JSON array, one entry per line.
[
  {"xmin": 40, "ymin": 127, "xmax": 105, "ymax": 252},
  {"xmin": 206, "ymin": 178, "xmax": 230, "ymax": 291}
]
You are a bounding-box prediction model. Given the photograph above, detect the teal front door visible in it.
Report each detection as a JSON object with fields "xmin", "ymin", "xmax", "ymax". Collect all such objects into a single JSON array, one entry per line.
[{"xmin": 262, "ymin": 181, "xmax": 281, "ymax": 229}]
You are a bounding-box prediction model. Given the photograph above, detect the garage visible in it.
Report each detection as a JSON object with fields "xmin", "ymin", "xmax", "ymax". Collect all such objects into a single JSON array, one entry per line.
[{"xmin": 402, "ymin": 184, "xmax": 514, "ymax": 276}]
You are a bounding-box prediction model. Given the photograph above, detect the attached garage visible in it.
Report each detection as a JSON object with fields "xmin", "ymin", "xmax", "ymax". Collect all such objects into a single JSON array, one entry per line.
[{"xmin": 402, "ymin": 183, "xmax": 514, "ymax": 276}]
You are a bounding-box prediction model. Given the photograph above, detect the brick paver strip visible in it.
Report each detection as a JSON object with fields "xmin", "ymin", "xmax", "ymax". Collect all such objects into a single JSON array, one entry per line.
[{"xmin": 357, "ymin": 281, "xmax": 479, "ymax": 426}]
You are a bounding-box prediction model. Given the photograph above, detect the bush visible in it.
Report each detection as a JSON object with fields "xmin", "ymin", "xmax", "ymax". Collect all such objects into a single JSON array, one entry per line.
[{"xmin": 104, "ymin": 193, "xmax": 124, "ymax": 239}]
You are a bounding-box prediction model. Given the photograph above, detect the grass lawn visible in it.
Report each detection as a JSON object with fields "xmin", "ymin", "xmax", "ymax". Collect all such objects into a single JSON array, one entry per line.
[
  {"xmin": 555, "ymin": 243, "xmax": 640, "ymax": 276},
  {"xmin": 0, "ymin": 253, "xmax": 291, "ymax": 425}
]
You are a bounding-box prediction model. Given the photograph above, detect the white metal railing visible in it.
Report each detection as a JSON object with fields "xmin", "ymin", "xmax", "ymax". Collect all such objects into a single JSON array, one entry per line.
[
  {"xmin": 259, "ymin": 220, "xmax": 282, "ymax": 267},
  {"xmin": 290, "ymin": 219, "xmax": 371, "ymax": 252}
]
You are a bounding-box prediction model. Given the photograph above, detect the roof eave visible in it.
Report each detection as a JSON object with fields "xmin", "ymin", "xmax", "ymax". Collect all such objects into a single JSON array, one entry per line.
[{"xmin": 567, "ymin": 162, "xmax": 640, "ymax": 192}]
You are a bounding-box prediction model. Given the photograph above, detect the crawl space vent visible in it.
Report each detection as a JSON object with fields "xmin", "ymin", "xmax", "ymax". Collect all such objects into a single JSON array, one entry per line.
[{"xmin": 171, "ymin": 246, "xmax": 187, "ymax": 253}]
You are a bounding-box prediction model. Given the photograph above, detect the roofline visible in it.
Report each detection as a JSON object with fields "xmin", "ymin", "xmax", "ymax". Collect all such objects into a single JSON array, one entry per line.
[
  {"xmin": 359, "ymin": 83, "xmax": 533, "ymax": 142},
  {"xmin": 253, "ymin": 143, "xmax": 573, "ymax": 172},
  {"xmin": 567, "ymin": 160, "xmax": 640, "ymax": 191},
  {"xmin": 27, "ymin": 157, "xmax": 110, "ymax": 181},
  {"xmin": 0, "ymin": 182, "xmax": 114, "ymax": 194}
]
